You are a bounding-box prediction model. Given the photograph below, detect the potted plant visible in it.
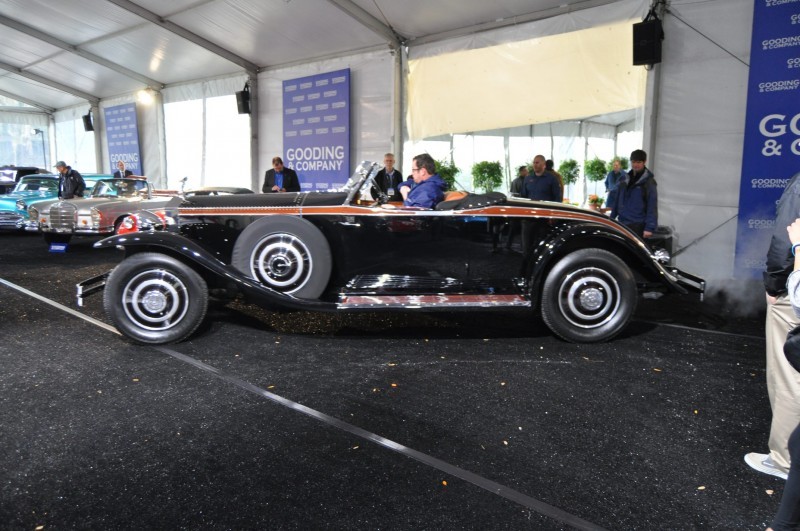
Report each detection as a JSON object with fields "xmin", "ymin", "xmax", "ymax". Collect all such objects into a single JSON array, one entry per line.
[
  {"xmin": 471, "ymin": 161, "xmax": 503, "ymax": 193},
  {"xmin": 557, "ymin": 159, "xmax": 579, "ymax": 202},
  {"xmin": 436, "ymin": 158, "xmax": 461, "ymax": 191},
  {"xmin": 587, "ymin": 194, "xmax": 604, "ymax": 211},
  {"xmin": 584, "ymin": 157, "xmax": 607, "ymax": 195}
]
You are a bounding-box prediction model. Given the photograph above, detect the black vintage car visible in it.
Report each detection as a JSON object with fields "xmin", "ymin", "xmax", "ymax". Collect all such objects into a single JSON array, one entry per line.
[{"xmin": 78, "ymin": 161, "xmax": 704, "ymax": 345}]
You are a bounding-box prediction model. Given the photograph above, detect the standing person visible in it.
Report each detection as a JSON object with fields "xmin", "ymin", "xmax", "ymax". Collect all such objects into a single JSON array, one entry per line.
[
  {"xmin": 372, "ymin": 153, "xmax": 403, "ymax": 202},
  {"xmin": 523, "ymin": 155, "xmax": 562, "ymax": 203},
  {"xmin": 521, "ymin": 155, "xmax": 562, "ymax": 253},
  {"xmin": 610, "ymin": 149, "xmax": 657, "ymax": 239},
  {"xmin": 605, "ymin": 158, "xmax": 625, "ymax": 209},
  {"xmin": 746, "ymin": 170, "xmax": 800, "ymax": 481},
  {"xmin": 502, "ymin": 165, "xmax": 529, "ymax": 251},
  {"xmin": 509, "ymin": 165, "xmax": 528, "ymax": 197},
  {"xmin": 113, "ymin": 160, "xmax": 133, "ymax": 179},
  {"xmin": 54, "ymin": 161, "xmax": 85, "ymax": 199},
  {"xmin": 545, "ymin": 159, "xmax": 564, "ymax": 197},
  {"xmin": 397, "ymin": 153, "xmax": 446, "ymax": 209},
  {"xmin": 764, "ymin": 216, "xmax": 800, "ymax": 531},
  {"xmin": 262, "ymin": 156, "xmax": 300, "ymax": 193}
]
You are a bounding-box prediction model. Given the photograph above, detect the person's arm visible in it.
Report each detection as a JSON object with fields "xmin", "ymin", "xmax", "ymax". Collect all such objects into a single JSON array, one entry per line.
[
  {"xmin": 262, "ymin": 171, "xmax": 271, "ymax": 193},
  {"xmin": 398, "ymin": 178, "xmax": 412, "ymax": 201}
]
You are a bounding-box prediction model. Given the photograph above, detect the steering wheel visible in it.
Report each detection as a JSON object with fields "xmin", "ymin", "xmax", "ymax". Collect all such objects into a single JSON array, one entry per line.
[{"xmin": 362, "ymin": 171, "xmax": 389, "ymax": 205}]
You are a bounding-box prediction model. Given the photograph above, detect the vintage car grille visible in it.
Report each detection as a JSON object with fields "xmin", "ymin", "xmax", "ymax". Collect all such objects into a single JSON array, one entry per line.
[
  {"xmin": 49, "ymin": 202, "xmax": 77, "ymax": 230},
  {"xmin": 0, "ymin": 211, "xmax": 24, "ymax": 229}
]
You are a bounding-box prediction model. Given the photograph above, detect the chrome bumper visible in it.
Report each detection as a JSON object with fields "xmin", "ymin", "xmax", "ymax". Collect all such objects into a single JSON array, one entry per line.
[{"xmin": 76, "ymin": 271, "xmax": 109, "ymax": 307}]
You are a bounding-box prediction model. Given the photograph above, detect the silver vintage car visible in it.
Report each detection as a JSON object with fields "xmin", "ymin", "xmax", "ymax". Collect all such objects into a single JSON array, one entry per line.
[{"xmin": 27, "ymin": 177, "xmax": 177, "ymax": 244}]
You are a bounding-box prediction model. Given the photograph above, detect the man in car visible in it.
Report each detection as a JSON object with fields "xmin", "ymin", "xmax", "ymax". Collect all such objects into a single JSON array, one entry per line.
[
  {"xmin": 54, "ymin": 160, "xmax": 85, "ymax": 199},
  {"xmin": 398, "ymin": 153, "xmax": 446, "ymax": 209}
]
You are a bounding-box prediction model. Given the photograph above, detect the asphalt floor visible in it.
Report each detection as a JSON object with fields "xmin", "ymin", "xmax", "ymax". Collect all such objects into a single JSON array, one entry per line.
[{"xmin": 0, "ymin": 231, "xmax": 784, "ymax": 530}]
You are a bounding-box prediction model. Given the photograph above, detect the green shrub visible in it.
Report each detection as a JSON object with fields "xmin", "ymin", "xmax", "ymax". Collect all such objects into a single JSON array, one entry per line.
[
  {"xmin": 471, "ymin": 161, "xmax": 503, "ymax": 193},
  {"xmin": 558, "ymin": 159, "xmax": 579, "ymax": 186},
  {"xmin": 435, "ymin": 159, "xmax": 460, "ymax": 191},
  {"xmin": 584, "ymin": 157, "xmax": 607, "ymax": 183}
]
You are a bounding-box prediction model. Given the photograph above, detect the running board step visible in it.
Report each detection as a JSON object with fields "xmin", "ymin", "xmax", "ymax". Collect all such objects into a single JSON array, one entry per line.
[{"xmin": 337, "ymin": 294, "xmax": 530, "ymax": 309}]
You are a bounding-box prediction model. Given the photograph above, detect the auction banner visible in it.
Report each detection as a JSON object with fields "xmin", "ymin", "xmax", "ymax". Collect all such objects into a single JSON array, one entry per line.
[
  {"xmin": 104, "ymin": 103, "xmax": 142, "ymax": 175},
  {"xmin": 734, "ymin": 0, "xmax": 800, "ymax": 278},
  {"xmin": 282, "ymin": 68, "xmax": 350, "ymax": 191}
]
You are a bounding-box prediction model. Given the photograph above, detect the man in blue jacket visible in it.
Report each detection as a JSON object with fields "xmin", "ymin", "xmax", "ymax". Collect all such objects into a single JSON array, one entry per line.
[
  {"xmin": 610, "ymin": 149, "xmax": 657, "ymax": 239},
  {"xmin": 398, "ymin": 153, "xmax": 445, "ymax": 209}
]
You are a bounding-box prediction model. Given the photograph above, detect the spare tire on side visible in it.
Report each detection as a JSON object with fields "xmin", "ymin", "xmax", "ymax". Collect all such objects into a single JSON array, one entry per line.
[{"xmin": 231, "ymin": 216, "xmax": 332, "ymax": 299}]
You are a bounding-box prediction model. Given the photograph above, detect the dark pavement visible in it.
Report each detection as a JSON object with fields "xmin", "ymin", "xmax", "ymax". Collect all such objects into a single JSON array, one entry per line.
[{"xmin": 0, "ymin": 231, "xmax": 782, "ymax": 530}]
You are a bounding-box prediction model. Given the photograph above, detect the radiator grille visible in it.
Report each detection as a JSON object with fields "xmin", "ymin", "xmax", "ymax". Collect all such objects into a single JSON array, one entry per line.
[{"xmin": 49, "ymin": 202, "xmax": 77, "ymax": 230}]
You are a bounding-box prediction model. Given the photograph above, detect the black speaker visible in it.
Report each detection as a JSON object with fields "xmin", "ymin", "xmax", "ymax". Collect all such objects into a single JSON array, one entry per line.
[
  {"xmin": 235, "ymin": 90, "xmax": 250, "ymax": 114},
  {"xmin": 82, "ymin": 114, "xmax": 94, "ymax": 132},
  {"xmin": 633, "ymin": 19, "xmax": 663, "ymax": 66}
]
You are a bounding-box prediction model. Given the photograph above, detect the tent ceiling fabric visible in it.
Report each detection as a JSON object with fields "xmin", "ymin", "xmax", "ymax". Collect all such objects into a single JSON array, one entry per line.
[{"xmin": 0, "ymin": 0, "xmax": 626, "ymax": 111}]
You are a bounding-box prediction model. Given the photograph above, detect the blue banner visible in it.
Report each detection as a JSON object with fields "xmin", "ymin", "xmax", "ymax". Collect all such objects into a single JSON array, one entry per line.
[
  {"xmin": 735, "ymin": 0, "xmax": 800, "ymax": 278},
  {"xmin": 282, "ymin": 68, "xmax": 350, "ymax": 191},
  {"xmin": 104, "ymin": 103, "xmax": 142, "ymax": 175}
]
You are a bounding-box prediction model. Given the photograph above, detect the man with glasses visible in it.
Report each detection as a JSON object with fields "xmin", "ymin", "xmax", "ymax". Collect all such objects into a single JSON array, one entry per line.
[{"xmin": 397, "ymin": 153, "xmax": 446, "ymax": 209}]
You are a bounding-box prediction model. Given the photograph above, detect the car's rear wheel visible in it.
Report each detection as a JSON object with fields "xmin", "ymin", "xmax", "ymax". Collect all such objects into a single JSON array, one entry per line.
[
  {"xmin": 231, "ymin": 216, "xmax": 332, "ymax": 299},
  {"xmin": 104, "ymin": 252, "xmax": 208, "ymax": 344},
  {"xmin": 43, "ymin": 233, "xmax": 71, "ymax": 245},
  {"xmin": 540, "ymin": 248, "xmax": 637, "ymax": 343}
]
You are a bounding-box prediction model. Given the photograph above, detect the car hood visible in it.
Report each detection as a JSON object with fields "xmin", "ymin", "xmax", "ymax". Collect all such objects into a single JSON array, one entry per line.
[{"xmin": 0, "ymin": 190, "xmax": 58, "ymax": 204}]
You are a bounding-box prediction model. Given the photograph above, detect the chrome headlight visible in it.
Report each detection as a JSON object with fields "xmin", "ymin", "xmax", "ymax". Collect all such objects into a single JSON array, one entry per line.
[
  {"xmin": 15, "ymin": 199, "xmax": 25, "ymax": 210},
  {"xmin": 28, "ymin": 205, "xmax": 39, "ymax": 219}
]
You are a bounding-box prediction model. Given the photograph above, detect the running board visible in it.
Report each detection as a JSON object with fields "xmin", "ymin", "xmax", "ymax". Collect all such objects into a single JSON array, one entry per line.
[{"xmin": 337, "ymin": 294, "xmax": 530, "ymax": 309}]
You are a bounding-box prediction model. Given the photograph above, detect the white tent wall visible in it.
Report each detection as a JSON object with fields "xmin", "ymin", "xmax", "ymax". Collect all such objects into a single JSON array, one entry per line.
[
  {"xmin": 257, "ymin": 48, "xmax": 396, "ymax": 193},
  {"xmin": 53, "ymin": 106, "xmax": 98, "ymax": 174},
  {"xmin": 652, "ymin": 0, "xmax": 753, "ymax": 293},
  {"xmin": 162, "ymin": 75, "xmax": 251, "ymax": 191}
]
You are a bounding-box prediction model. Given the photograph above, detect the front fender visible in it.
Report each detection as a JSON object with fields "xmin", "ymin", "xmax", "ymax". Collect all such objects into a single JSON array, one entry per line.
[
  {"xmin": 93, "ymin": 232, "xmax": 336, "ymax": 312},
  {"xmin": 527, "ymin": 223, "xmax": 693, "ymax": 305}
]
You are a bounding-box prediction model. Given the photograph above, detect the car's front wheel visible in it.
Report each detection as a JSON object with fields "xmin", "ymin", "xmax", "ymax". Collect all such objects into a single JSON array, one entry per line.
[
  {"xmin": 104, "ymin": 253, "xmax": 208, "ymax": 344},
  {"xmin": 539, "ymin": 248, "xmax": 637, "ymax": 343}
]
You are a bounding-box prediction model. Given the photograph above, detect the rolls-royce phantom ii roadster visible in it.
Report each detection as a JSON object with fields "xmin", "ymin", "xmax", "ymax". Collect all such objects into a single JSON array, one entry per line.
[{"xmin": 77, "ymin": 161, "xmax": 704, "ymax": 345}]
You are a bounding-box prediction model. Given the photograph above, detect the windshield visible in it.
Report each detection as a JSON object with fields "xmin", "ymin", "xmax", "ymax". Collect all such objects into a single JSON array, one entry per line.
[
  {"xmin": 340, "ymin": 161, "xmax": 378, "ymax": 204},
  {"xmin": 91, "ymin": 179, "xmax": 148, "ymax": 198},
  {"xmin": 14, "ymin": 178, "xmax": 58, "ymax": 193}
]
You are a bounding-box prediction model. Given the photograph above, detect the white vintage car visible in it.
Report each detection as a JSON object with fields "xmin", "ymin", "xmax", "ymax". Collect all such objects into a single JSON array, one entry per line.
[{"xmin": 27, "ymin": 177, "xmax": 177, "ymax": 244}]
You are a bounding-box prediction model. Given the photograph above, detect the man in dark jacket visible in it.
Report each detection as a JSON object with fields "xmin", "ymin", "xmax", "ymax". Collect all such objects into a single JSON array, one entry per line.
[
  {"xmin": 113, "ymin": 160, "xmax": 134, "ymax": 179},
  {"xmin": 262, "ymin": 156, "xmax": 300, "ymax": 193},
  {"xmin": 371, "ymin": 152, "xmax": 403, "ymax": 202},
  {"xmin": 610, "ymin": 149, "xmax": 657, "ymax": 239},
  {"xmin": 54, "ymin": 161, "xmax": 85, "ymax": 199},
  {"xmin": 745, "ymin": 170, "xmax": 800, "ymax": 481},
  {"xmin": 523, "ymin": 155, "xmax": 562, "ymax": 203},
  {"xmin": 398, "ymin": 153, "xmax": 445, "ymax": 209}
]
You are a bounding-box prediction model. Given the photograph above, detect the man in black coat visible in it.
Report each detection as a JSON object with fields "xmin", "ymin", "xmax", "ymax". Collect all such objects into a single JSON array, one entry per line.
[
  {"xmin": 113, "ymin": 160, "xmax": 134, "ymax": 179},
  {"xmin": 54, "ymin": 160, "xmax": 85, "ymax": 199},
  {"xmin": 371, "ymin": 152, "xmax": 403, "ymax": 202},
  {"xmin": 262, "ymin": 156, "xmax": 300, "ymax": 193}
]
